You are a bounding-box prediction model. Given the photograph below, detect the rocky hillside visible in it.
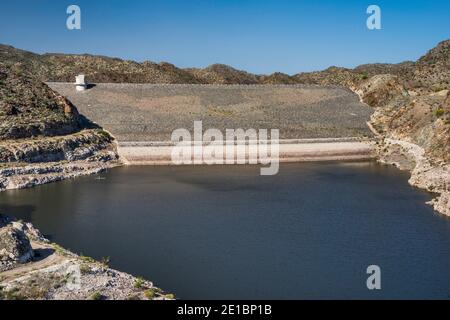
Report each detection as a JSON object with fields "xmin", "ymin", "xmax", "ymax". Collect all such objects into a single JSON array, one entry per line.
[
  {"xmin": 355, "ymin": 41, "xmax": 449, "ymax": 216},
  {"xmin": 0, "ymin": 63, "xmax": 84, "ymax": 140},
  {"xmin": 0, "ymin": 41, "xmax": 447, "ymax": 88},
  {"xmin": 0, "ymin": 45, "xmax": 200, "ymax": 84},
  {"xmin": 185, "ymin": 64, "xmax": 260, "ymax": 84},
  {"xmin": 0, "ymin": 61, "xmax": 116, "ymax": 162},
  {"xmin": 260, "ymin": 72, "xmax": 299, "ymax": 84},
  {"xmin": 360, "ymin": 41, "xmax": 449, "ymax": 163},
  {"xmin": 413, "ymin": 40, "xmax": 450, "ymax": 91},
  {"xmin": 0, "ymin": 61, "xmax": 119, "ymax": 191},
  {"xmin": 291, "ymin": 62, "xmax": 415, "ymax": 88}
]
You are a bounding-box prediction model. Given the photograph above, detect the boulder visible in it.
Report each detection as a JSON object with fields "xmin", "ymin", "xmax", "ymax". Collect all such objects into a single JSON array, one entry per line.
[{"xmin": 0, "ymin": 225, "xmax": 33, "ymax": 264}]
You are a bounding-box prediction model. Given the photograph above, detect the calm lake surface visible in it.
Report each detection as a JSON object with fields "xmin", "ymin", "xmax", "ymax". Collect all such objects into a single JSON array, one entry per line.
[{"xmin": 1, "ymin": 162, "xmax": 449, "ymax": 299}]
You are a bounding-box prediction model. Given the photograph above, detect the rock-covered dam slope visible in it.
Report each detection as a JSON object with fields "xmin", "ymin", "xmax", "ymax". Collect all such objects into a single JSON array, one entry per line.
[{"xmin": 48, "ymin": 83, "xmax": 374, "ymax": 142}]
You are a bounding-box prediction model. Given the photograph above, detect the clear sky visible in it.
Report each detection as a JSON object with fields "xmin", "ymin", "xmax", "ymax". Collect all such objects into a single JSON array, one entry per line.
[{"xmin": 1, "ymin": 0, "xmax": 449, "ymax": 74}]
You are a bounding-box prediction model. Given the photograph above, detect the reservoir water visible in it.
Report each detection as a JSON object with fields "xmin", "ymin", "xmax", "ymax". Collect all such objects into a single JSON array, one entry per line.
[{"xmin": 0, "ymin": 162, "xmax": 449, "ymax": 299}]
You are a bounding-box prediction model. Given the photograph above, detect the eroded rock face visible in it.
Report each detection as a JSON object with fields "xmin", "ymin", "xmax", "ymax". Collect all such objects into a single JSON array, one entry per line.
[
  {"xmin": 0, "ymin": 225, "xmax": 33, "ymax": 269},
  {"xmin": 0, "ymin": 63, "xmax": 85, "ymax": 141},
  {"xmin": 0, "ymin": 215, "xmax": 47, "ymax": 272},
  {"xmin": 374, "ymin": 138, "xmax": 450, "ymax": 217},
  {"xmin": 430, "ymin": 191, "xmax": 450, "ymax": 217},
  {"xmin": 356, "ymin": 74, "xmax": 406, "ymax": 109},
  {"xmin": 347, "ymin": 41, "xmax": 449, "ymax": 216},
  {"xmin": 0, "ymin": 129, "xmax": 114, "ymax": 164}
]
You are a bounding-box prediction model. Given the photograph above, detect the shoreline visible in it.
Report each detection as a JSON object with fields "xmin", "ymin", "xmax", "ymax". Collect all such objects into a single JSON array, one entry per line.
[
  {"xmin": 351, "ymin": 87, "xmax": 450, "ymax": 217},
  {"xmin": 375, "ymin": 138, "xmax": 450, "ymax": 217},
  {"xmin": 0, "ymin": 138, "xmax": 375, "ymax": 191},
  {"xmin": 0, "ymin": 215, "xmax": 172, "ymax": 300}
]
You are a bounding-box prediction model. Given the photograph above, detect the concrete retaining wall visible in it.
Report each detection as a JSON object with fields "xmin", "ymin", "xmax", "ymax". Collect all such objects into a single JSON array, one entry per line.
[{"xmin": 117, "ymin": 139, "xmax": 375, "ymax": 165}]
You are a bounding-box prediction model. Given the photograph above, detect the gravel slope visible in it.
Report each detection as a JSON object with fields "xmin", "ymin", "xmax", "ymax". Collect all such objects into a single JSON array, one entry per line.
[{"xmin": 48, "ymin": 83, "xmax": 374, "ymax": 142}]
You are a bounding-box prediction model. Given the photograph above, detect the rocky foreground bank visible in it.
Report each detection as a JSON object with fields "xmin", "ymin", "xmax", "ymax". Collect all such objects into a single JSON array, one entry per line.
[
  {"xmin": 0, "ymin": 215, "xmax": 172, "ymax": 300},
  {"xmin": 0, "ymin": 63, "xmax": 166, "ymax": 300}
]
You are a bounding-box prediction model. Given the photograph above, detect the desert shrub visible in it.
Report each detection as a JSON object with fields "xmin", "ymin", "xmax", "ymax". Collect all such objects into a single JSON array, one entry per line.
[
  {"xmin": 52, "ymin": 243, "xmax": 67, "ymax": 254},
  {"xmin": 144, "ymin": 289, "xmax": 155, "ymax": 299},
  {"xmin": 100, "ymin": 256, "xmax": 110, "ymax": 267},
  {"xmin": 96, "ymin": 129, "xmax": 111, "ymax": 140},
  {"xmin": 133, "ymin": 277, "xmax": 145, "ymax": 289},
  {"xmin": 79, "ymin": 264, "xmax": 91, "ymax": 275},
  {"xmin": 88, "ymin": 292, "xmax": 103, "ymax": 300},
  {"xmin": 3, "ymin": 287, "xmax": 25, "ymax": 300},
  {"xmin": 164, "ymin": 293, "xmax": 175, "ymax": 299},
  {"xmin": 435, "ymin": 108, "xmax": 445, "ymax": 117},
  {"xmin": 79, "ymin": 254, "xmax": 95, "ymax": 263}
]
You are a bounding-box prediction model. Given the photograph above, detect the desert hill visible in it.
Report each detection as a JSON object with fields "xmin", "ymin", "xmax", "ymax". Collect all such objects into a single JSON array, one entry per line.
[{"xmin": 1, "ymin": 41, "xmax": 448, "ymax": 89}]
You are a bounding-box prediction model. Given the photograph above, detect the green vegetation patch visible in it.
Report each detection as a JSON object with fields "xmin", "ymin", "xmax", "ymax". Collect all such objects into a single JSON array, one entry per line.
[
  {"xmin": 144, "ymin": 288, "xmax": 155, "ymax": 299},
  {"xmin": 435, "ymin": 108, "xmax": 445, "ymax": 117},
  {"xmin": 133, "ymin": 276, "xmax": 145, "ymax": 289},
  {"xmin": 79, "ymin": 254, "xmax": 96, "ymax": 263},
  {"xmin": 88, "ymin": 291, "xmax": 104, "ymax": 300}
]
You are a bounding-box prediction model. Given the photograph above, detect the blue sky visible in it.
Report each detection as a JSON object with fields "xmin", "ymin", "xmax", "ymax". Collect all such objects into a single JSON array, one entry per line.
[{"xmin": 1, "ymin": 0, "xmax": 449, "ymax": 74}]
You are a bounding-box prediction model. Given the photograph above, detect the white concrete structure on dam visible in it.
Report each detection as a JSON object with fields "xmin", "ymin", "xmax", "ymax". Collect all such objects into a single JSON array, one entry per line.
[{"xmin": 75, "ymin": 75, "xmax": 86, "ymax": 91}]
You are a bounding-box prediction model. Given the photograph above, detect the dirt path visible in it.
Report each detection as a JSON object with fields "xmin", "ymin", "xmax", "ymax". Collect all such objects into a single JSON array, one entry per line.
[{"xmin": 0, "ymin": 242, "xmax": 67, "ymax": 282}]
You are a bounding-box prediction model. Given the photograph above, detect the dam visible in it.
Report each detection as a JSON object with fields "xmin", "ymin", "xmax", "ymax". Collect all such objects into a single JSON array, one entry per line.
[{"xmin": 48, "ymin": 83, "xmax": 375, "ymax": 164}]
